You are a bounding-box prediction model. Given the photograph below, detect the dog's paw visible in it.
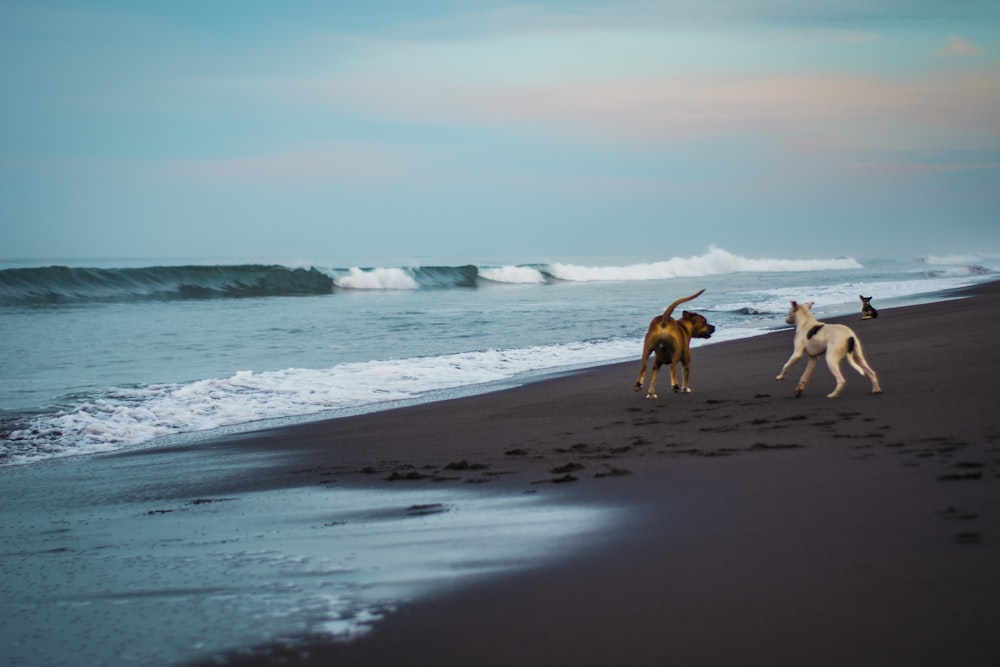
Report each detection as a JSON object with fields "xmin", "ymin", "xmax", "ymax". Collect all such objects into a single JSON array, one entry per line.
[
  {"xmin": 775, "ymin": 374, "xmax": 785, "ymax": 381},
  {"xmin": 645, "ymin": 393, "xmax": 657, "ymax": 399}
]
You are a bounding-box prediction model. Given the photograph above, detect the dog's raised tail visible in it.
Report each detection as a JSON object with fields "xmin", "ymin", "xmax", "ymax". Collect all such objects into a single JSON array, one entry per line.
[
  {"xmin": 661, "ymin": 289, "xmax": 705, "ymax": 322},
  {"xmin": 846, "ymin": 337, "xmax": 867, "ymax": 376}
]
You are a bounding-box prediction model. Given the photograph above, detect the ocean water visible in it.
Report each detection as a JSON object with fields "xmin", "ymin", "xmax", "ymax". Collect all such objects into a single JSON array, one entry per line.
[
  {"xmin": 2, "ymin": 246, "xmax": 997, "ymax": 467},
  {"xmin": 0, "ymin": 462, "xmax": 614, "ymax": 666}
]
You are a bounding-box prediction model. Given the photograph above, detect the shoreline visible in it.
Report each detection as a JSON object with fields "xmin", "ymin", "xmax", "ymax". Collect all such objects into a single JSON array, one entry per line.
[
  {"xmin": 3, "ymin": 274, "xmax": 989, "ymax": 469},
  {"xmin": 116, "ymin": 278, "xmax": 988, "ymax": 468},
  {"xmin": 3, "ymin": 280, "xmax": 1000, "ymax": 666}
]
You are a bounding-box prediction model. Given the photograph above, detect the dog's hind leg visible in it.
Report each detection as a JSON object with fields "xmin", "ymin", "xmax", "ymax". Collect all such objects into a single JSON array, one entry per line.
[
  {"xmin": 849, "ymin": 343, "xmax": 882, "ymax": 394},
  {"xmin": 633, "ymin": 355, "xmax": 649, "ymax": 394},
  {"xmin": 795, "ymin": 356, "xmax": 818, "ymax": 397},
  {"xmin": 646, "ymin": 341, "xmax": 674, "ymax": 398},
  {"xmin": 668, "ymin": 360, "xmax": 685, "ymax": 393},
  {"xmin": 674, "ymin": 351, "xmax": 692, "ymax": 393},
  {"xmin": 633, "ymin": 337, "xmax": 656, "ymax": 394},
  {"xmin": 824, "ymin": 350, "xmax": 848, "ymax": 398},
  {"xmin": 646, "ymin": 358, "xmax": 663, "ymax": 399}
]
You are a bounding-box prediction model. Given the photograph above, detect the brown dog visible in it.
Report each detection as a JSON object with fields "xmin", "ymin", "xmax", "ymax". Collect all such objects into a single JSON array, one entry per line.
[{"xmin": 633, "ymin": 289, "xmax": 716, "ymax": 398}]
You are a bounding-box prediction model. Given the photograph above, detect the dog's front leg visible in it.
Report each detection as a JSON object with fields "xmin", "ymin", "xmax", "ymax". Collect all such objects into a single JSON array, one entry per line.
[{"xmin": 776, "ymin": 347, "xmax": 803, "ymax": 381}]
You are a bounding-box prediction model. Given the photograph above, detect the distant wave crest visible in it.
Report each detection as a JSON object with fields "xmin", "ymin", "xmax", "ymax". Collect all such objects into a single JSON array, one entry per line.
[
  {"xmin": 334, "ymin": 267, "xmax": 419, "ymax": 290},
  {"xmin": 920, "ymin": 253, "xmax": 996, "ymax": 266},
  {"xmin": 479, "ymin": 265, "xmax": 547, "ymax": 284},
  {"xmin": 0, "ymin": 264, "xmax": 334, "ymax": 305},
  {"xmin": 331, "ymin": 265, "xmax": 479, "ymax": 290},
  {"xmin": 0, "ymin": 248, "xmax": 865, "ymax": 305},
  {"xmin": 549, "ymin": 246, "xmax": 861, "ymax": 282}
]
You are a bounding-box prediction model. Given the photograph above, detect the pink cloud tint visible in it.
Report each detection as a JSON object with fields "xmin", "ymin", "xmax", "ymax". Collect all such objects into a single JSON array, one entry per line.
[{"xmin": 939, "ymin": 35, "xmax": 984, "ymax": 58}]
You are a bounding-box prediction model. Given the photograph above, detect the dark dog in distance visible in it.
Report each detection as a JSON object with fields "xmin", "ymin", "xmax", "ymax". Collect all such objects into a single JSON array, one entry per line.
[{"xmin": 860, "ymin": 295, "xmax": 878, "ymax": 320}]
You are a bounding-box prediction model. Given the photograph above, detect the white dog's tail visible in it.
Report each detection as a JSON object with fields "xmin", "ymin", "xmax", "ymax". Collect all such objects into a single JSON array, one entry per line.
[
  {"xmin": 846, "ymin": 337, "xmax": 867, "ymax": 376},
  {"xmin": 660, "ymin": 289, "xmax": 705, "ymax": 322}
]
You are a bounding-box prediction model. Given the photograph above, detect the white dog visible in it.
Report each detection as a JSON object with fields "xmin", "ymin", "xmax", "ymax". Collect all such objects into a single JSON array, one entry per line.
[{"xmin": 776, "ymin": 301, "xmax": 882, "ymax": 398}]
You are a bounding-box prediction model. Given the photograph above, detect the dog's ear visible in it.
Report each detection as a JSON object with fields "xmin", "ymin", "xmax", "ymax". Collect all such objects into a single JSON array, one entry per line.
[
  {"xmin": 807, "ymin": 301, "xmax": 815, "ymax": 310},
  {"xmin": 791, "ymin": 300, "xmax": 798, "ymax": 309}
]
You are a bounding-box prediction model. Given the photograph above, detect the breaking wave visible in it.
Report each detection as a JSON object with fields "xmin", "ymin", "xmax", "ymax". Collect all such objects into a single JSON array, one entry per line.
[
  {"xmin": 1, "ymin": 247, "xmax": 864, "ymax": 305},
  {"xmin": 0, "ymin": 264, "xmax": 335, "ymax": 305},
  {"xmin": 548, "ymin": 246, "xmax": 861, "ymax": 282}
]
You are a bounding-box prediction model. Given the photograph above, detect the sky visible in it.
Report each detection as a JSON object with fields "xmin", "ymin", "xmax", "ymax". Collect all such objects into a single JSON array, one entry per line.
[{"xmin": 2, "ymin": 0, "xmax": 999, "ymax": 264}]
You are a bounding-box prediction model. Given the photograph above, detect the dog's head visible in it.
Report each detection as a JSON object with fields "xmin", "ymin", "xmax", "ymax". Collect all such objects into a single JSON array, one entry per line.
[
  {"xmin": 681, "ymin": 310, "xmax": 715, "ymax": 339},
  {"xmin": 786, "ymin": 300, "xmax": 815, "ymax": 324}
]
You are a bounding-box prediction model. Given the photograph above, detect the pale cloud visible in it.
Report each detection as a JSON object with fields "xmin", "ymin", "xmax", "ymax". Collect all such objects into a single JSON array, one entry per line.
[
  {"xmin": 286, "ymin": 69, "xmax": 1000, "ymax": 153},
  {"xmin": 821, "ymin": 29, "xmax": 880, "ymax": 43},
  {"xmin": 385, "ymin": 1, "xmax": 1000, "ymax": 40},
  {"xmin": 938, "ymin": 35, "xmax": 984, "ymax": 57},
  {"xmin": 849, "ymin": 159, "xmax": 1000, "ymax": 176},
  {"xmin": 186, "ymin": 18, "xmax": 996, "ymax": 164},
  {"xmin": 150, "ymin": 143, "xmax": 411, "ymax": 187}
]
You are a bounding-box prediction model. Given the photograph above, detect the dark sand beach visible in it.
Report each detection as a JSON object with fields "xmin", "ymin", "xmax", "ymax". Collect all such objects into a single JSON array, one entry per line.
[{"xmin": 4, "ymin": 281, "xmax": 1000, "ymax": 666}]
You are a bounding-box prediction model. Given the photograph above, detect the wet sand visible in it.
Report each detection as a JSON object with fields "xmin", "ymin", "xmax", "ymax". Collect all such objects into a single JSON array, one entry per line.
[{"xmin": 3, "ymin": 282, "xmax": 1000, "ymax": 666}]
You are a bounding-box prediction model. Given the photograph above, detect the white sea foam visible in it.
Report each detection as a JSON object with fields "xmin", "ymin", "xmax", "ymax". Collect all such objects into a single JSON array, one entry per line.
[
  {"xmin": 549, "ymin": 246, "xmax": 862, "ymax": 282},
  {"xmin": 479, "ymin": 265, "xmax": 547, "ymax": 284},
  {"xmin": 4, "ymin": 339, "xmax": 642, "ymax": 465},
  {"xmin": 713, "ymin": 274, "xmax": 986, "ymax": 316},
  {"xmin": 3, "ymin": 248, "xmax": 995, "ymax": 467},
  {"xmin": 334, "ymin": 267, "xmax": 419, "ymax": 290},
  {"xmin": 922, "ymin": 253, "xmax": 997, "ymax": 266}
]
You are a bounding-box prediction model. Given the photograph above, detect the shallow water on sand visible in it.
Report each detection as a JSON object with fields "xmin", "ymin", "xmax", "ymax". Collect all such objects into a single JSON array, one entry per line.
[{"xmin": 0, "ymin": 454, "xmax": 615, "ymax": 666}]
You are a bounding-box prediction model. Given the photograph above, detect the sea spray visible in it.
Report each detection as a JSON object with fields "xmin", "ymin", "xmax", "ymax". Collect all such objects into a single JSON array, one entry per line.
[{"xmin": 2, "ymin": 247, "xmax": 996, "ymax": 466}]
